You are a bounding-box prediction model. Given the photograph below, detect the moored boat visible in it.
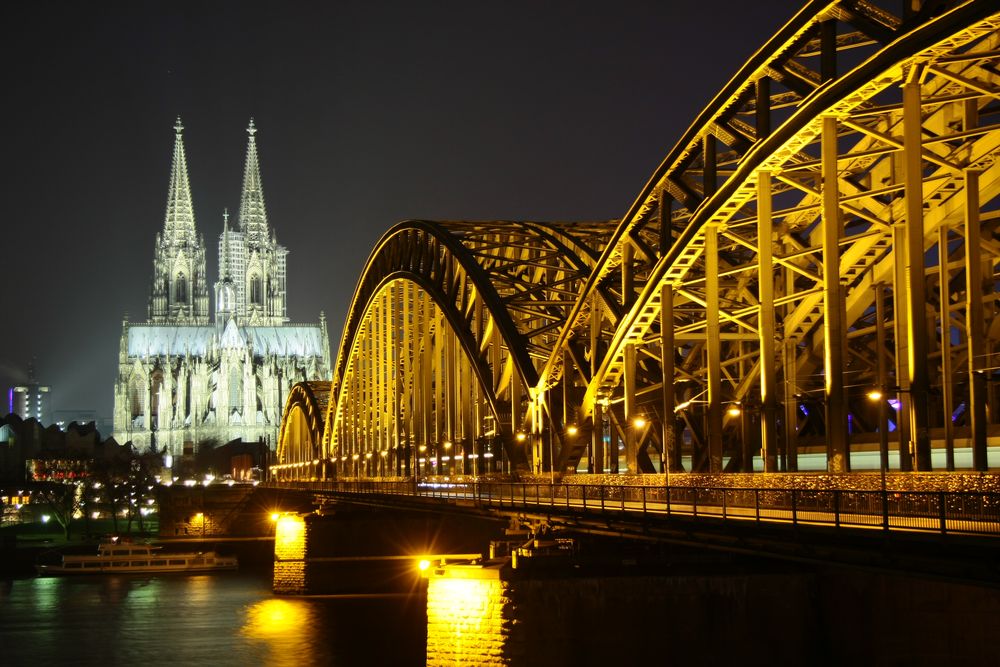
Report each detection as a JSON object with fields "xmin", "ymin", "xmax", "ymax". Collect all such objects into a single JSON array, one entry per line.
[{"xmin": 36, "ymin": 539, "xmax": 238, "ymax": 576}]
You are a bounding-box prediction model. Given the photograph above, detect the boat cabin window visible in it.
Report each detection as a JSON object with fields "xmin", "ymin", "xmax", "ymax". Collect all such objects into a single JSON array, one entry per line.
[
  {"xmin": 84, "ymin": 563, "xmax": 100, "ymax": 568},
  {"xmin": 168, "ymin": 559, "xmax": 185, "ymax": 565},
  {"xmin": 150, "ymin": 559, "xmax": 166, "ymax": 566}
]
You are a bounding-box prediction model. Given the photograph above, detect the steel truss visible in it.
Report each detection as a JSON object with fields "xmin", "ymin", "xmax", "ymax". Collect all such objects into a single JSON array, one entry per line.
[{"xmin": 281, "ymin": 0, "xmax": 1000, "ymax": 479}]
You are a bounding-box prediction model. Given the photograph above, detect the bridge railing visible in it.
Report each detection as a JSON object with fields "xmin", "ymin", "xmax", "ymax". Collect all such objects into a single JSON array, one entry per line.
[{"xmin": 277, "ymin": 480, "xmax": 1000, "ymax": 537}]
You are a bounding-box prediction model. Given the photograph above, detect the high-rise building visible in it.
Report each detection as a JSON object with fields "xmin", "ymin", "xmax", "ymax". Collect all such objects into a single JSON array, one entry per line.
[
  {"xmin": 113, "ymin": 119, "xmax": 330, "ymax": 454},
  {"xmin": 8, "ymin": 363, "xmax": 51, "ymax": 424}
]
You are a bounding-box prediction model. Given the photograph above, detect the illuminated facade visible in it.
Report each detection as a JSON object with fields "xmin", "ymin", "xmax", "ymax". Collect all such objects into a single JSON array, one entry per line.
[
  {"xmin": 9, "ymin": 381, "xmax": 51, "ymax": 425},
  {"xmin": 114, "ymin": 120, "xmax": 330, "ymax": 455},
  {"xmin": 279, "ymin": 1, "xmax": 1000, "ymax": 479}
]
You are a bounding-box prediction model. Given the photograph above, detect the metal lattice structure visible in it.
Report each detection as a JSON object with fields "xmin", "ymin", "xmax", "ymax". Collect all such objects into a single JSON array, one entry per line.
[{"xmin": 278, "ymin": 0, "xmax": 1000, "ymax": 481}]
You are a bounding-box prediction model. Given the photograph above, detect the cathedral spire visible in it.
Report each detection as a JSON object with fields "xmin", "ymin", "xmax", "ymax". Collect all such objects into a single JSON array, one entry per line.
[
  {"xmin": 238, "ymin": 118, "xmax": 269, "ymax": 244},
  {"xmin": 220, "ymin": 208, "xmax": 231, "ymax": 279},
  {"xmin": 163, "ymin": 116, "xmax": 196, "ymax": 245},
  {"xmin": 150, "ymin": 117, "xmax": 209, "ymax": 325}
]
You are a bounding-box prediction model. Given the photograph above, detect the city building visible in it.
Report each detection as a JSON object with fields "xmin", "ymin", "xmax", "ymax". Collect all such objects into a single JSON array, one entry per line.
[
  {"xmin": 113, "ymin": 119, "xmax": 330, "ymax": 455},
  {"xmin": 8, "ymin": 363, "xmax": 51, "ymax": 425}
]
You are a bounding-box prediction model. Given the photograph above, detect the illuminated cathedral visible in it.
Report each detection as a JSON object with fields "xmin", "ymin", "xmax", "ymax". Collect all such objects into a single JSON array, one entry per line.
[{"xmin": 113, "ymin": 118, "xmax": 331, "ymax": 454}]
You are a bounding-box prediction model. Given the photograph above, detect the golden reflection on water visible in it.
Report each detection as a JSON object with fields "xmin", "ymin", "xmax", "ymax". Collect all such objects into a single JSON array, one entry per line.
[
  {"xmin": 426, "ymin": 575, "xmax": 509, "ymax": 666},
  {"xmin": 241, "ymin": 598, "xmax": 317, "ymax": 667}
]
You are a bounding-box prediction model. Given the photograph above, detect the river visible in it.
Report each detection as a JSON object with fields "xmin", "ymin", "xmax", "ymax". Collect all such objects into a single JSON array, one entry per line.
[
  {"xmin": 3, "ymin": 562, "xmax": 1000, "ymax": 665},
  {"xmin": 0, "ymin": 572, "xmax": 426, "ymax": 666}
]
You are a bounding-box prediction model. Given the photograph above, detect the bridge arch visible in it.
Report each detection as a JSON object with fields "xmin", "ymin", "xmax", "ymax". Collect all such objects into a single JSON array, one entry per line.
[
  {"xmin": 540, "ymin": 0, "xmax": 1000, "ymax": 474},
  {"xmin": 322, "ymin": 220, "xmax": 614, "ymax": 478},
  {"xmin": 280, "ymin": 1, "xmax": 1000, "ymax": 482},
  {"xmin": 275, "ymin": 380, "xmax": 330, "ymax": 480}
]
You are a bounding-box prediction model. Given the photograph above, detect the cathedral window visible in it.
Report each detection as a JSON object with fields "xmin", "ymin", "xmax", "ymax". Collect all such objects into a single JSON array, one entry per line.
[
  {"xmin": 176, "ymin": 274, "xmax": 188, "ymax": 303},
  {"xmin": 229, "ymin": 368, "xmax": 242, "ymax": 409},
  {"xmin": 250, "ymin": 275, "xmax": 263, "ymax": 306},
  {"xmin": 129, "ymin": 379, "xmax": 145, "ymax": 418}
]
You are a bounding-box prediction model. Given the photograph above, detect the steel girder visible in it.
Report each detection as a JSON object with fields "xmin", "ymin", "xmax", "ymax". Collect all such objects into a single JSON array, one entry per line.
[
  {"xmin": 558, "ymin": 0, "xmax": 1000, "ymax": 474},
  {"xmin": 322, "ymin": 220, "xmax": 613, "ymax": 477},
  {"xmin": 282, "ymin": 0, "xmax": 1000, "ymax": 482},
  {"xmin": 275, "ymin": 380, "xmax": 330, "ymax": 479}
]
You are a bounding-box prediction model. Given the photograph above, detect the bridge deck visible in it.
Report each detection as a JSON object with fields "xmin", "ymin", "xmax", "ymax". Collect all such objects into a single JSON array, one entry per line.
[{"xmin": 273, "ymin": 480, "xmax": 1000, "ymax": 538}]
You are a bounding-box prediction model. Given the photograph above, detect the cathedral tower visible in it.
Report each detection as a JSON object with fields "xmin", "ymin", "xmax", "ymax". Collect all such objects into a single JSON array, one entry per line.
[
  {"xmin": 218, "ymin": 119, "xmax": 288, "ymax": 325},
  {"xmin": 149, "ymin": 118, "xmax": 210, "ymax": 324},
  {"xmin": 115, "ymin": 118, "xmax": 329, "ymax": 456}
]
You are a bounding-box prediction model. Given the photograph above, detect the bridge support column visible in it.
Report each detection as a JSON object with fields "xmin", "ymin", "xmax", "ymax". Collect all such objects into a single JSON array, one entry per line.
[
  {"xmin": 624, "ymin": 342, "xmax": 638, "ymax": 474},
  {"xmin": 757, "ymin": 170, "xmax": 778, "ymax": 472},
  {"xmin": 902, "ymin": 79, "xmax": 931, "ymax": 471},
  {"xmin": 822, "ymin": 115, "xmax": 849, "ymax": 472},
  {"xmin": 705, "ymin": 225, "xmax": 723, "ymax": 472},
  {"xmin": 782, "ymin": 337, "xmax": 798, "ymax": 472},
  {"xmin": 964, "ymin": 168, "xmax": 988, "ymax": 471},
  {"xmin": 589, "ymin": 293, "xmax": 603, "ymax": 474},
  {"xmin": 892, "ymin": 196, "xmax": 913, "ymax": 471},
  {"xmin": 592, "ymin": 401, "xmax": 604, "ymax": 474},
  {"xmin": 661, "ymin": 283, "xmax": 680, "ymax": 472},
  {"xmin": 938, "ymin": 222, "xmax": 955, "ymax": 471}
]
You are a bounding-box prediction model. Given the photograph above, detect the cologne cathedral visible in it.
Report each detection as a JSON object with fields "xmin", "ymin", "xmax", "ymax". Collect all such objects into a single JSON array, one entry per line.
[{"xmin": 113, "ymin": 119, "xmax": 331, "ymax": 454}]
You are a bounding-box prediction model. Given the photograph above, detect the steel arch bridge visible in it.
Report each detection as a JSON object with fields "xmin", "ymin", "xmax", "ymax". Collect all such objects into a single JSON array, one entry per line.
[{"xmin": 277, "ymin": 0, "xmax": 1000, "ymax": 483}]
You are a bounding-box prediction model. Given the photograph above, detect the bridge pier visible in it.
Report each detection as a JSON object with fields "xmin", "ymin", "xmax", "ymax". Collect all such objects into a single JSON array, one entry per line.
[{"xmin": 272, "ymin": 504, "xmax": 506, "ymax": 595}]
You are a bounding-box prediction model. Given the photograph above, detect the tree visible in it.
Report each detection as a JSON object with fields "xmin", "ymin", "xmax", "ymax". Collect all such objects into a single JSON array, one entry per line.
[{"xmin": 33, "ymin": 482, "xmax": 81, "ymax": 540}]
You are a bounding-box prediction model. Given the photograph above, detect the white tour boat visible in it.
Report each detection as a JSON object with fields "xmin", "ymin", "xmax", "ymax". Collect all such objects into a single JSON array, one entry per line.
[{"xmin": 36, "ymin": 540, "xmax": 238, "ymax": 576}]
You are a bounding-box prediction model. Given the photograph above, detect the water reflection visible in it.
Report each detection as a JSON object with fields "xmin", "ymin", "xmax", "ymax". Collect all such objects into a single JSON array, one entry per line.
[{"xmin": 242, "ymin": 598, "xmax": 319, "ymax": 666}]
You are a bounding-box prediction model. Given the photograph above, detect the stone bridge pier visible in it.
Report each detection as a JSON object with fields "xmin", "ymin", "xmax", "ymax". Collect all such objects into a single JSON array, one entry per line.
[{"xmin": 272, "ymin": 504, "xmax": 506, "ymax": 595}]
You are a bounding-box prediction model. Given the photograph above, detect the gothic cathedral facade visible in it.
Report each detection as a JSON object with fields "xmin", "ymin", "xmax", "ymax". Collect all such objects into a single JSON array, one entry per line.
[{"xmin": 113, "ymin": 119, "xmax": 331, "ymax": 454}]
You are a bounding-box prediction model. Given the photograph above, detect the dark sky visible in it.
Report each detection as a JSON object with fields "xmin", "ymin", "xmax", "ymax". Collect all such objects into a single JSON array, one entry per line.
[{"xmin": 1, "ymin": 0, "xmax": 803, "ymax": 423}]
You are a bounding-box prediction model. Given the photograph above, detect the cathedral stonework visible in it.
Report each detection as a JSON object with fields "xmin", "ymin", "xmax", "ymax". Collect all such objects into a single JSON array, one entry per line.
[{"xmin": 113, "ymin": 119, "xmax": 331, "ymax": 454}]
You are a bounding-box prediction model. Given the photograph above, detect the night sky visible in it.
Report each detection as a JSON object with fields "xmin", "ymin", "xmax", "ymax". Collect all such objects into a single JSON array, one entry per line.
[{"xmin": 2, "ymin": 0, "xmax": 803, "ymax": 426}]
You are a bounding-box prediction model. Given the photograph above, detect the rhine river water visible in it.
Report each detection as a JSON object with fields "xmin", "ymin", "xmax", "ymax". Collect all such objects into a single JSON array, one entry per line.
[
  {"xmin": 0, "ymin": 572, "xmax": 426, "ymax": 666},
  {"xmin": 4, "ymin": 563, "xmax": 1000, "ymax": 666}
]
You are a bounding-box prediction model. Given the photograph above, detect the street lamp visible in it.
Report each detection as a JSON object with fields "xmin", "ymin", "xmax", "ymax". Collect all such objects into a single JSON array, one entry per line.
[{"xmin": 867, "ymin": 384, "xmax": 891, "ymax": 528}]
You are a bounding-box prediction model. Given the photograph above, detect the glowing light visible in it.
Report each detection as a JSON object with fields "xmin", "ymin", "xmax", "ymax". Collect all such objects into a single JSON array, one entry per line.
[
  {"xmin": 443, "ymin": 441, "xmax": 452, "ymax": 450},
  {"xmin": 41, "ymin": 514, "xmax": 50, "ymax": 523},
  {"xmin": 274, "ymin": 514, "xmax": 305, "ymax": 559},
  {"xmin": 515, "ymin": 432, "xmax": 527, "ymax": 442},
  {"xmin": 419, "ymin": 445, "xmax": 427, "ymax": 453},
  {"xmin": 241, "ymin": 598, "xmax": 313, "ymax": 644},
  {"xmin": 426, "ymin": 577, "xmax": 504, "ymax": 658},
  {"xmin": 867, "ymin": 389, "xmax": 883, "ymax": 401},
  {"xmin": 566, "ymin": 425, "xmax": 578, "ymax": 436},
  {"xmin": 726, "ymin": 404, "xmax": 742, "ymax": 417},
  {"xmin": 270, "ymin": 512, "xmax": 280, "ymax": 522},
  {"xmin": 632, "ymin": 417, "xmax": 647, "ymax": 429},
  {"xmin": 418, "ymin": 559, "xmax": 431, "ymax": 571}
]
